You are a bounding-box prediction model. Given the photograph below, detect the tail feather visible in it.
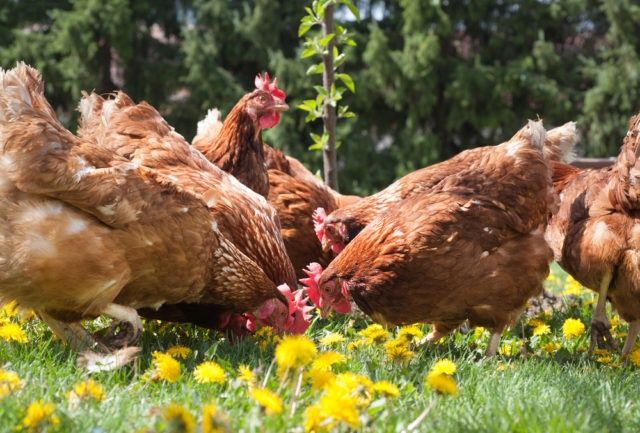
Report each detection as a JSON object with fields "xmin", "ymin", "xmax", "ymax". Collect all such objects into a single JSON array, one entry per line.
[
  {"xmin": 544, "ymin": 122, "xmax": 578, "ymax": 163},
  {"xmin": 77, "ymin": 92, "xmax": 105, "ymax": 138},
  {"xmin": 192, "ymin": 108, "xmax": 223, "ymax": 149},
  {"xmin": 0, "ymin": 62, "xmax": 57, "ymax": 125},
  {"xmin": 511, "ymin": 119, "xmax": 546, "ymax": 151},
  {"xmin": 0, "ymin": 62, "xmax": 78, "ymax": 177}
]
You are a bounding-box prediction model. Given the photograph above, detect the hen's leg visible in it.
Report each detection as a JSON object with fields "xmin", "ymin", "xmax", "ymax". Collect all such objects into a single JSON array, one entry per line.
[
  {"xmin": 621, "ymin": 320, "xmax": 640, "ymax": 360},
  {"xmin": 39, "ymin": 310, "xmax": 140, "ymax": 372},
  {"xmin": 420, "ymin": 322, "xmax": 460, "ymax": 345},
  {"xmin": 485, "ymin": 331, "xmax": 502, "ymax": 357},
  {"xmin": 39, "ymin": 311, "xmax": 106, "ymax": 352},
  {"xmin": 99, "ymin": 303, "xmax": 143, "ymax": 348},
  {"xmin": 589, "ymin": 271, "xmax": 617, "ymax": 353}
]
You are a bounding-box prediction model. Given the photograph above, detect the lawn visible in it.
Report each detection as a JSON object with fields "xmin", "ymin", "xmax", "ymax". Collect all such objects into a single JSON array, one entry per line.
[{"xmin": 1, "ymin": 264, "xmax": 639, "ymax": 433}]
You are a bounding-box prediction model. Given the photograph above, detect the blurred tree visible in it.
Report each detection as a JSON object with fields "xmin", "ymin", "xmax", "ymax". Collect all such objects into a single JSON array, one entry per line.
[
  {"xmin": 580, "ymin": 0, "xmax": 640, "ymax": 156},
  {"xmin": 1, "ymin": 0, "xmax": 639, "ymax": 194}
]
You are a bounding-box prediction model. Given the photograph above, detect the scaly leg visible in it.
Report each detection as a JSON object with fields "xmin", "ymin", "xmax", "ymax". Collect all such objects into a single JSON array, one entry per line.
[
  {"xmin": 589, "ymin": 270, "xmax": 618, "ymax": 353},
  {"xmin": 38, "ymin": 311, "xmax": 106, "ymax": 352},
  {"xmin": 98, "ymin": 303, "xmax": 144, "ymax": 349},
  {"xmin": 486, "ymin": 331, "xmax": 502, "ymax": 357},
  {"xmin": 621, "ymin": 320, "xmax": 640, "ymax": 360}
]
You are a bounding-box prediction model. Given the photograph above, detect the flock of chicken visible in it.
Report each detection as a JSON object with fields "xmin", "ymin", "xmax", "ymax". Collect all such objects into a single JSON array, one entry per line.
[{"xmin": 0, "ymin": 62, "xmax": 639, "ymax": 368}]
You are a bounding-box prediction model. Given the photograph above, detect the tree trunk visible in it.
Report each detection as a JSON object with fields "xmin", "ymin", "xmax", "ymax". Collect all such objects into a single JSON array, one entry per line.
[{"xmin": 322, "ymin": 3, "xmax": 339, "ymax": 190}]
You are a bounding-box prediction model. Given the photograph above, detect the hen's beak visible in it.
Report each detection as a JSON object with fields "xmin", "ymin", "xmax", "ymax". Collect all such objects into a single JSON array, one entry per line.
[
  {"xmin": 320, "ymin": 304, "xmax": 332, "ymax": 318},
  {"xmin": 271, "ymin": 102, "xmax": 289, "ymax": 112},
  {"xmin": 320, "ymin": 237, "xmax": 331, "ymax": 253}
]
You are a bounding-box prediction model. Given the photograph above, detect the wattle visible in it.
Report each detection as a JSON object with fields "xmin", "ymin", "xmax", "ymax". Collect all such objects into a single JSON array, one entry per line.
[{"xmin": 259, "ymin": 111, "xmax": 280, "ymax": 129}]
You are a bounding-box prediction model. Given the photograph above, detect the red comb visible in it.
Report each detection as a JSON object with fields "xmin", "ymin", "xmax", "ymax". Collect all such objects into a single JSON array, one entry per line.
[
  {"xmin": 278, "ymin": 283, "xmax": 312, "ymax": 334},
  {"xmin": 313, "ymin": 208, "xmax": 327, "ymax": 244},
  {"xmin": 300, "ymin": 262, "xmax": 324, "ymax": 308},
  {"xmin": 255, "ymin": 72, "xmax": 286, "ymax": 103}
]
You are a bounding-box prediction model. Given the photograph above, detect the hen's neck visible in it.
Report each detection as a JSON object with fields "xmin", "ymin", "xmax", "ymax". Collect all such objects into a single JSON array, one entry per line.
[
  {"xmin": 200, "ymin": 104, "xmax": 268, "ymax": 196},
  {"xmin": 203, "ymin": 106, "xmax": 262, "ymax": 169}
]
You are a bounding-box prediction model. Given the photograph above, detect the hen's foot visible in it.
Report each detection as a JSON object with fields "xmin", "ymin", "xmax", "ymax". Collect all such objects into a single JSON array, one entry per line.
[
  {"xmin": 589, "ymin": 319, "xmax": 619, "ymax": 353},
  {"xmin": 95, "ymin": 320, "xmax": 142, "ymax": 349},
  {"xmin": 98, "ymin": 304, "xmax": 143, "ymax": 349}
]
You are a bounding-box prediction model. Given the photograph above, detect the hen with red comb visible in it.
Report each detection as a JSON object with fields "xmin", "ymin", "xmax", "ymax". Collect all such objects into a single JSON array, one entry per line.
[{"xmin": 193, "ymin": 71, "xmax": 288, "ymax": 198}]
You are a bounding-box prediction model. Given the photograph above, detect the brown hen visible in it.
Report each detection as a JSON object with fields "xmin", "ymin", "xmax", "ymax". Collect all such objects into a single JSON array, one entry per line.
[
  {"xmin": 547, "ymin": 114, "xmax": 640, "ymax": 356},
  {"xmin": 192, "ymin": 73, "xmax": 288, "ymax": 198},
  {"xmin": 0, "ymin": 63, "xmax": 302, "ymax": 354},
  {"xmin": 307, "ymin": 121, "xmax": 559, "ymax": 356}
]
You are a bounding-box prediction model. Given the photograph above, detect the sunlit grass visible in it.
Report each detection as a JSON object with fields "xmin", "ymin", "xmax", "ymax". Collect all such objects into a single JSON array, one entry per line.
[{"xmin": 1, "ymin": 265, "xmax": 639, "ymax": 432}]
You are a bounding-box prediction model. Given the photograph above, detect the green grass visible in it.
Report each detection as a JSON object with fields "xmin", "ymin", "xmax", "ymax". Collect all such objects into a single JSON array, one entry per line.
[{"xmin": 1, "ymin": 265, "xmax": 640, "ymax": 433}]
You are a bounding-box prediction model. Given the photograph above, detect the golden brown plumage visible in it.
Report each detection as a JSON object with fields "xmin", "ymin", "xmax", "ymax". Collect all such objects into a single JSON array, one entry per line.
[
  {"xmin": 309, "ymin": 121, "xmax": 559, "ymax": 356},
  {"xmin": 547, "ymin": 114, "xmax": 640, "ymax": 355},
  {"xmin": 0, "ymin": 63, "xmax": 299, "ymax": 350},
  {"xmin": 318, "ymin": 123, "xmax": 578, "ymax": 252},
  {"xmin": 262, "ymin": 145, "xmax": 360, "ymax": 276}
]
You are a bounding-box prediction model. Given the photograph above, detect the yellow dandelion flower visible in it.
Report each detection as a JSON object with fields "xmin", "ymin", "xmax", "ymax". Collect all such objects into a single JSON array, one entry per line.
[
  {"xmin": 319, "ymin": 332, "xmax": 346, "ymax": 346},
  {"xmin": 562, "ymin": 318, "xmax": 585, "ymax": 338},
  {"xmin": 499, "ymin": 344, "xmax": 513, "ymax": 357},
  {"xmin": 429, "ymin": 359, "xmax": 457, "ymax": 376},
  {"xmin": 384, "ymin": 338, "xmax": 415, "ymax": 363},
  {"xmin": 0, "ymin": 368, "xmax": 22, "ymax": 399},
  {"xmin": 250, "ymin": 388, "xmax": 283, "ymax": 415},
  {"xmin": 0, "ymin": 301, "xmax": 19, "ymax": 318},
  {"xmin": 0, "ymin": 322, "xmax": 27, "ymax": 343},
  {"xmin": 304, "ymin": 404, "xmax": 324, "ymax": 433},
  {"xmin": 372, "ymin": 381, "xmax": 399, "ymax": 398},
  {"xmin": 20, "ymin": 400, "xmax": 60, "ymax": 431},
  {"xmin": 312, "ymin": 352, "xmax": 346, "ymax": 371},
  {"xmin": 358, "ymin": 324, "xmax": 389, "ymax": 344},
  {"xmin": 202, "ymin": 403, "xmax": 230, "ymax": 433},
  {"xmin": 70, "ymin": 379, "xmax": 104, "ymax": 402},
  {"xmin": 546, "ymin": 274, "xmax": 556, "ymax": 282},
  {"xmin": 166, "ymin": 346, "xmax": 192, "ymax": 359},
  {"xmin": 425, "ymin": 372, "xmax": 457, "ymax": 396},
  {"xmin": 255, "ymin": 326, "xmax": 273, "ymax": 340},
  {"xmin": 496, "ymin": 362, "xmax": 514, "ymax": 371},
  {"xmin": 347, "ymin": 339, "xmax": 366, "ymax": 351},
  {"xmin": 194, "ymin": 361, "xmax": 226, "ymax": 385},
  {"xmin": 163, "ymin": 403, "xmax": 195, "ymax": 433},
  {"xmin": 564, "ymin": 275, "xmax": 584, "ymax": 296},
  {"xmin": 151, "ymin": 352, "xmax": 181, "ymax": 383},
  {"xmin": 237, "ymin": 365, "xmax": 255, "ymax": 385},
  {"xmin": 275, "ymin": 335, "xmax": 317, "ymax": 370},
  {"xmin": 307, "ymin": 366, "xmax": 336, "ymax": 391},
  {"xmin": 609, "ymin": 315, "xmax": 620, "ymax": 330},
  {"xmin": 397, "ymin": 324, "xmax": 424, "ymax": 342},
  {"xmin": 318, "ymin": 387, "xmax": 361, "ymax": 429},
  {"xmin": 533, "ymin": 324, "xmax": 551, "ymax": 336},
  {"xmin": 528, "ymin": 318, "xmax": 545, "ymax": 328},
  {"xmin": 329, "ymin": 372, "xmax": 373, "ymax": 407},
  {"xmin": 596, "ymin": 354, "xmax": 613, "ymax": 364},
  {"xmin": 541, "ymin": 341, "xmax": 560, "ymax": 354},
  {"xmin": 473, "ymin": 326, "xmax": 487, "ymax": 339},
  {"xmin": 629, "ymin": 349, "xmax": 640, "ymax": 368}
]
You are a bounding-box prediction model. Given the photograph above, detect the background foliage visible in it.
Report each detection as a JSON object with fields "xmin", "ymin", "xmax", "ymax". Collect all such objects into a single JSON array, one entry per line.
[{"xmin": 1, "ymin": 0, "xmax": 639, "ymax": 194}]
